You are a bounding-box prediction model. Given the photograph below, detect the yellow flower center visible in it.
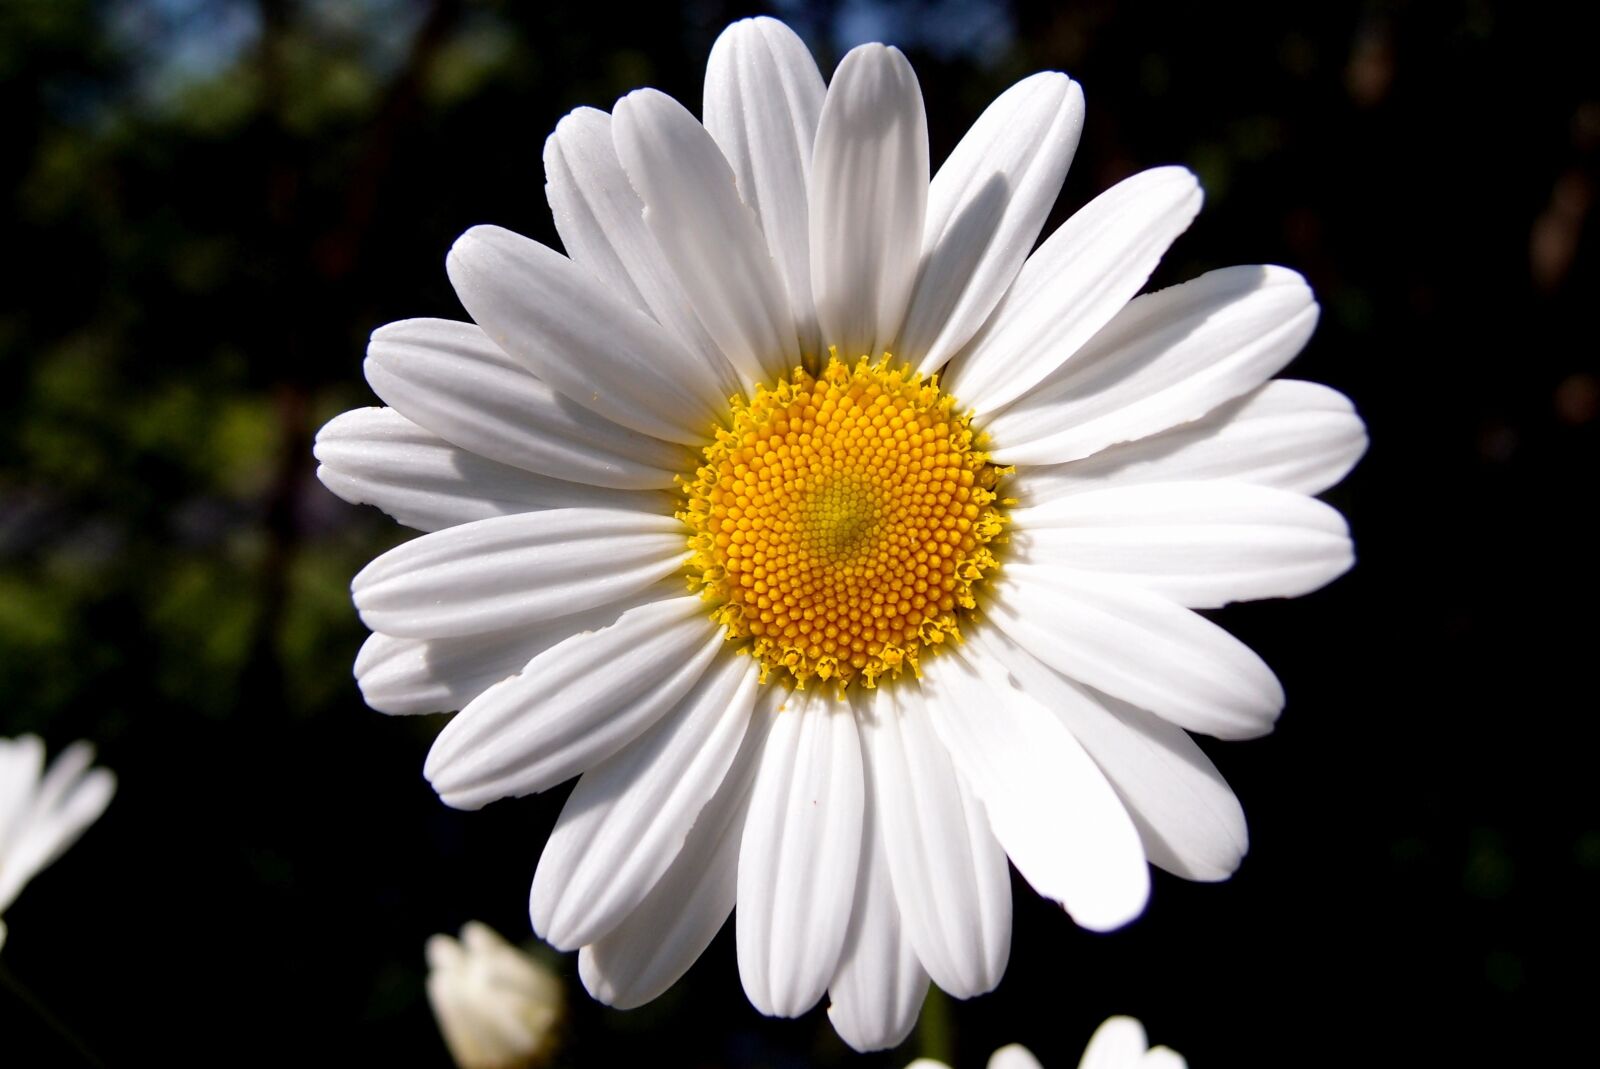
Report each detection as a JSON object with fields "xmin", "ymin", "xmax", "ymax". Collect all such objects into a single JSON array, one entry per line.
[{"xmin": 680, "ymin": 354, "xmax": 1007, "ymax": 689}]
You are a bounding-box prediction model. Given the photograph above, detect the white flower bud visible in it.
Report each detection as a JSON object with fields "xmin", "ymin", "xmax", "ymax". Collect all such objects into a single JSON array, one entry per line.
[{"xmin": 426, "ymin": 921, "xmax": 563, "ymax": 1069}]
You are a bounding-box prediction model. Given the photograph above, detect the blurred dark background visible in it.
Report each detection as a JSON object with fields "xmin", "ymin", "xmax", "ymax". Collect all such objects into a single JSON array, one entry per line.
[{"xmin": 1, "ymin": 0, "xmax": 1595, "ymax": 1064}]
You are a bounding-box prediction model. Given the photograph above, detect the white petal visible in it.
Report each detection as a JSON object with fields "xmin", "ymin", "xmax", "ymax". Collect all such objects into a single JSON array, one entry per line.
[
  {"xmin": 945, "ymin": 167, "xmax": 1204, "ymax": 414},
  {"xmin": 1079, "ymin": 1016, "xmax": 1151, "ymax": 1069},
  {"xmin": 351, "ymin": 508, "xmax": 686, "ymax": 639},
  {"xmin": 968, "ymin": 627, "xmax": 1247, "ymax": 882},
  {"xmin": 423, "ymin": 596, "xmax": 721, "ymax": 809},
  {"xmin": 1142, "ymin": 1049, "xmax": 1188, "ymax": 1069},
  {"xmin": 989, "ymin": 565, "xmax": 1284, "ymax": 740},
  {"xmin": 530, "ymin": 654, "xmax": 760, "ymax": 949},
  {"xmin": 354, "ymin": 585, "xmax": 673, "ymax": 715},
  {"xmin": 446, "ymin": 225, "xmax": 727, "ymax": 443},
  {"xmin": 544, "ymin": 107, "xmax": 740, "ymax": 398},
  {"xmin": 579, "ymin": 703, "xmax": 775, "ymax": 1009},
  {"xmin": 704, "ymin": 17, "xmax": 826, "ymax": 355},
  {"xmin": 0, "ymin": 742, "xmax": 115, "ymax": 912},
  {"xmin": 3, "ymin": 766, "xmax": 116, "ymax": 911},
  {"xmin": 826, "ymin": 739, "xmax": 929, "ymax": 1053},
  {"xmin": 1011, "ymin": 481, "xmax": 1354, "ymax": 608},
  {"xmin": 864, "ymin": 683, "xmax": 1010, "ymax": 998},
  {"xmin": 1009, "ymin": 380, "xmax": 1368, "ymax": 502},
  {"xmin": 737, "ymin": 687, "xmax": 865, "ymax": 1017},
  {"xmin": 0, "ymin": 735, "xmax": 45, "ymax": 855},
  {"xmin": 926, "ymin": 649, "xmax": 1150, "ymax": 932},
  {"xmin": 988, "ymin": 265, "xmax": 1319, "ymax": 465},
  {"xmin": 314, "ymin": 407, "xmax": 665, "ymax": 532},
  {"xmin": 612, "ymin": 88, "xmax": 799, "ymax": 390},
  {"xmin": 356, "ymin": 630, "xmax": 550, "ymax": 717},
  {"xmin": 364, "ymin": 318, "xmax": 687, "ymax": 490},
  {"xmin": 989, "ymin": 1047, "xmax": 1046, "ymax": 1069},
  {"xmin": 902, "ymin": 73, "xmax": 1085, "ymax": 372},
  {"xmin": 809, "ymin": 43, "xmax": 929, "ymax": 361}
]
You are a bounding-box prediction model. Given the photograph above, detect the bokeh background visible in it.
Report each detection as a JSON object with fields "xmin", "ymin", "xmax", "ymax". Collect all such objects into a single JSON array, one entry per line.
[{"xmin": 2, "ymin": 0, "xmax": 1595, "ymax": 1064}]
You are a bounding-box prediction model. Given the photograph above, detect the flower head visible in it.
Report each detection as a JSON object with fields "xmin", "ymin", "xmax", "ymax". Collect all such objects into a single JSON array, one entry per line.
[
  {"xmin": 908, "ymin": 1015, "xmax": 1185, "ymax": 1069},
  {"xmin": 426, "ymin": 921, "xmax": 564, "ymax": 1069},
  {"xmin": 317, "ymin": 15, "xmax": 1365, "ymax": 1051},
  {"xmin": 0, "ymin": 735, "xmax": 116, "ymax": 951}
]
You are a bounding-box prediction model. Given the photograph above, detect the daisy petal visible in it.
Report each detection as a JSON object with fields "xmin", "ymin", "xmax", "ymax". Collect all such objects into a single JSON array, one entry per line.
[
  {"xmin": 612, "ymin": 88, "xmax": 799, "ymax": 390},
  {"xmin": 354, "ymin": 585, "xmax": 672, "ymax": 715},
  {"xmin": 988, "ymin": 1047, "xmax": 1046, "ymax": 1069},
  {"xmin": 945, "ymin": 166, "xmax": 1203, "ymax": 414},
  {"xmin": 927, "ymin": 650, "xmax": 1149, "ymax": 932},
  {"xmin": 423, "ymin": 596, "xmax": 722, "ymax": 809},
  {"xmin": 865, "ymin": 683, "xmax": 1010, "ymax": 998},
  {"xmin": 579, "ymin": 705, "xmax": 774, "ymax": 1009},
  {"xmin": 446, "ymin": 225, "xmax": 726, "ymax": 443},
  {"xmin": 0, "ymin": 743, "xmax": 115, "ymax": 911},
  {"xmin": 364, "ymin": 318, "xmax": 687, "ymax": 490},
  {"xmin": 987, "ymin": 265, "xmax": 1319, "ymax": 465},
  {"xmin": 1079, "ymin": 1016, "xmax": 1151, "ymax": 1069},
  {"xmin": 352, "ymin": 509, "xmax": 686, "ymax": 639},
  {"xmin": 970, "ymin": 627, "xmax": 1247, "ymax": 881},
  {"xmin": 355, "ymin": 630, "xmax": 560, "ymax": 718},
  {"xmin": 1012, "ymin": 481, "xmax": 1354, "ymax": 609},
  {"xmin": 704, "ymin": 16, "xmax": 826, "ymax": 355},
  {"xmin": 315, "ymin": 407, "xmax": 665, "ymax": 532},
  {"xmin": 530, "ymin": 654, "xmax": 760, "ymax": 950},
  {"xmin": 737, "ymin": 687, "xmax": 865, "ymax": 1017},
  {"xmin": 544, "ymin": 108, "xmax": 740, "ymax": 397},
  {"xmin": 0, "ymin": 736, "xmax": 45, "ymax": 850},
  {"xmin": 1010, "ymin": 380, "xmax": 1368, "ymax": 502},
  {"xmin": 990, "ymin": 565, "xmax": 1284, "ymax": 740},
  {"xmin": 1143, "ymin": 1049, "xmax": 1189, "ymax": 1069},
  {"xmin": 26, "ymin": 741, "xmax": 97, "ymax": 821},
  {"xmin": 826, "ymin": 757, "xmax": 929, "ymax": 1053},
  {"xmin": 902, "ymin": 72, "xmax": 1086, "ymax": 373},
  {"xmin": 810, "ymin": 43, "xmax": 929, "ymax": 361}
]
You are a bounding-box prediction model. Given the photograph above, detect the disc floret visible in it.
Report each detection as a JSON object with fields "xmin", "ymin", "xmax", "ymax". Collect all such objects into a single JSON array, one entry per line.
[{"xmin": 680, "ymin": 354, "xmax": 1006, "ymax": 689}]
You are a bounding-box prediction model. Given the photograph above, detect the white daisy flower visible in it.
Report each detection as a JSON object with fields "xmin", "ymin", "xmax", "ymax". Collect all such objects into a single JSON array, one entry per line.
[
  {"xmin": 0, "ymin": 735, "xmax": 116, "ymax": 952},
  {"xmin": 908, "ymin": 1015, "xmax": 1185, "ymax": 1069},
  {"xmin": 316, "ymin": 15, "xmax": 1365, "ymax": 1052},
  {"xmin": 426, "ymin": 921, "xmax": 564, "ymax": 1069}
]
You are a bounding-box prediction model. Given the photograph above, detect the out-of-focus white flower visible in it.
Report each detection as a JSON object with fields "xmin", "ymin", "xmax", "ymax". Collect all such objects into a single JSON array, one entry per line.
[
  {"xmin": 908, "ymin": 1015, "xmax": 1185, "ymax": 1069},
  {"xmin": 0, "ymin": 735, "xmax": 116, "ymax": 951},
  {"xmin": 426, "ymin": 921, "xmax": 564, "ymax": 1069}
]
